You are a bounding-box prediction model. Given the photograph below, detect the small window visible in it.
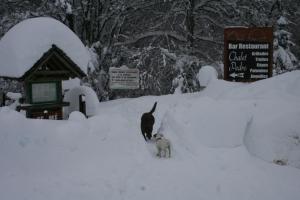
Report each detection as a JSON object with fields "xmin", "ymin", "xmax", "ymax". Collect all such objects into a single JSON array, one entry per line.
[{"xmin": 31, "ymin": 82, "xmax": 57, "ymax": 103}]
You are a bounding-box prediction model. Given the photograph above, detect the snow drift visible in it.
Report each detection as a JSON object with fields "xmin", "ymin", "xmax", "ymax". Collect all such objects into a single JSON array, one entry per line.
[
  {"xmin": 0, "ymin": 71, "xmax": 300, "ymax": 200},
  {"xmin": 63, "ymin": 86, "xmax": 99, "ymax": 118}
]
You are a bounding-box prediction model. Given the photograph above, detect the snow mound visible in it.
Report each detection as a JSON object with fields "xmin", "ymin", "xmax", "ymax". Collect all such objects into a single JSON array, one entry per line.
[
  {"xmin": 245, "ymin": 106, "xmax": 300, "ymax": 168},
  {"xmin": 68, "ymin": 111, "xmax": 87, "ymax": 121},
  {"xmin": 1, "ymin": 71, "xmax": 300, "ymax": 200},
  {"xmin": 160, "ymin": 97, "xmax": 252, "ymax": 148},
  {"xmin": 0, "ymin": 17, "xmax": 91, "ymax": 78},
  {"xmin": 199, "ymin": 70, "xmax": 300, "ymax": 168},
  {"xmin": 62, "ymin": 78, "xmax": 81, "ymax": 91},
  {"xmin": 63, "ymin": 86, "xmax": 99, "ymax": 118},
  {"xmin": 0, "ymin": 106, "xmax": 25, "ymax": 120},
  {"xmin": 202, "ymin": 70, "xmax": 300, "ymax": 100},
  {"xmin": 197, "ymin": 65, "xmax": 218, "ymax": 87}
]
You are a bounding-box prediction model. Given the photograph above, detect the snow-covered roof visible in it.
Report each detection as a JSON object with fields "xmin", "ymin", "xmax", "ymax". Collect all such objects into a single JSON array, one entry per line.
[{"xmin": 0, "ymin": 17, "xmax": 91, "ymax": 78}]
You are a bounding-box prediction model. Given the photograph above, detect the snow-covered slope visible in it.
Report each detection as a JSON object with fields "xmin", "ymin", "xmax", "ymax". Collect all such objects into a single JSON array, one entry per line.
[{"xmin": 1, "ymin": 71, "xmax": 300, "ymax": 200}]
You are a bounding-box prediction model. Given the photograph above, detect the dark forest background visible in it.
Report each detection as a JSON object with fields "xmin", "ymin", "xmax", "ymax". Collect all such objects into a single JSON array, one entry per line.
[{"xmin": 1, "ymin": 0, "xmax": 299, "ymax": 100}]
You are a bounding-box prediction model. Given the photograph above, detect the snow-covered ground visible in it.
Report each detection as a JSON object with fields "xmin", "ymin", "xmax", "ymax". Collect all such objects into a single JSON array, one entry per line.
[{"xmin": 1, "ymin": 71, "xmax": 300, "ymax": 200}]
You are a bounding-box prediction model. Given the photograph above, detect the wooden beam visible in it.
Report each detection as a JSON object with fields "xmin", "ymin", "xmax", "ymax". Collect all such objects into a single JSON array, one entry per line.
[{"xmin": 34, "ymin": 70, "xmax": 70, "ymax": 75}]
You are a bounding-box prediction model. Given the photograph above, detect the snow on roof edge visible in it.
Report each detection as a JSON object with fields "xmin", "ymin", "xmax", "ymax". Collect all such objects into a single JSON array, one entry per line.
[{"xmin": 0, "ymin": 17, "xmax": 92, "ymax": 78}]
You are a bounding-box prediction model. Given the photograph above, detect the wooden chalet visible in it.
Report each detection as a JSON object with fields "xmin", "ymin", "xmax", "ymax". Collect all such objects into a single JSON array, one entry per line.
[{"xmin": 16, "ymin": 44, "xmax": 86, "ymax": 119}]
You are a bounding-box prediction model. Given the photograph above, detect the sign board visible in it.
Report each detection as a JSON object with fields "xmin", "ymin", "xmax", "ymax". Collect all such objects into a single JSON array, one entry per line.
[
  {"xmin": 109, "ymin": 67, "xmax": 139, "ymax": 89},
  {"xmin": 224, "ymin": 27, "xmax": 273, "ymax": 82},
  {"xmin": 28, "ymin": 107, "xmax": 62, "ymax": 120}
]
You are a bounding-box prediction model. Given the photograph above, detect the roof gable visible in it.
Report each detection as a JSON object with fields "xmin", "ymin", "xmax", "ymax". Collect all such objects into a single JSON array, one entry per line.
[{"xmin": 21, "ymin": 45, "xmax": 86, "ymax": 81}]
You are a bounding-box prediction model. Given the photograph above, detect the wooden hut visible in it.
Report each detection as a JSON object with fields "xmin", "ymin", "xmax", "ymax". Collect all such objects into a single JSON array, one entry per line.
[
  {"xmin": 0, "ymin": 17, "xmax": 91, "ymax": 119},
  {"xmin": 18, "ymin": 45, "xmax": 86, "ymax": 119}
]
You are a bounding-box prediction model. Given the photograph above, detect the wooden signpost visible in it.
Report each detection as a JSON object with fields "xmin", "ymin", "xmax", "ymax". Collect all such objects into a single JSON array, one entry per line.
[{"xmin": 224, "ymin": 27, "xmax": 273, "ymax": 82}]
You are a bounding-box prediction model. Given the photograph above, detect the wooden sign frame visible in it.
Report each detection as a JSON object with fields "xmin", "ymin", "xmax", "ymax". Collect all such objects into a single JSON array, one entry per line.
[
  {"xmin": 224, "ymin": 27, "xmax": 273, "ymax": 82},
  {"xmin": 109, "ymin": 66, "xmax": 140, "ymax": 90}
]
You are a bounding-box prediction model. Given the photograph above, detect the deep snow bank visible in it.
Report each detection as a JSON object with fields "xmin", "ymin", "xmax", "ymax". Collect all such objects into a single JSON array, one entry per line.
[
  {"xmin": 157, "ymin": 96, "xmax": 253, "ymax": 148},
  {"xmin": 0, "ymin": 71, "xmax": 300, "ymax": 200},
  {"xmin": 245, "ymin": 108, "xmax": 300, "ymax": 168},
  {"xmin": 200, "ymin": 71, "xmax": 300, "ymax": 169},
  {"xmin": 202, "ymin": 70, "xmax": 300, "ymax": 100}
]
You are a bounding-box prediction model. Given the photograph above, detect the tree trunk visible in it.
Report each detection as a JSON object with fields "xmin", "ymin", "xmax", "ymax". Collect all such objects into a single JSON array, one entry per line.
[{"xmin": 186, "ymin": 0, "xmax": 195, "ymax": 53}]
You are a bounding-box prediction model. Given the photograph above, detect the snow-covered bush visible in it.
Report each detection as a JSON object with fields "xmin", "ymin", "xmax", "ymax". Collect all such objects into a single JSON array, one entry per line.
[
  {"xmin": 127, "ymin": 47, "xmax": 202, "ymax": 95},
  {"xmin": 197, "ymin": 65, "xmax": 218, "ymax": 87},
  {"xmin": 63, "ymin": 86, "xmax": 99, "ymax": 119},
  {"xmin": 68, "ymin": 111, "xmax": 87, "ymax": 121},
  {"xmin": 0, "ymin": 78, "xmax": 23, "ymax": 108},
  {"xmin": 171, "ymin": 55, "xmax": 201, "ymax": 94},
  {"xmin": 273, "ymin": 16, "xmax": 298, "ymax": 75}
]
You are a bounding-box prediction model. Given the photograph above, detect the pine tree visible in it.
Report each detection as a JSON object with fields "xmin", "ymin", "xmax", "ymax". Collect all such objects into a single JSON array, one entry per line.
[{"xmin": 273, "ymin": 16, "xmax": 298, "ymax": 75}]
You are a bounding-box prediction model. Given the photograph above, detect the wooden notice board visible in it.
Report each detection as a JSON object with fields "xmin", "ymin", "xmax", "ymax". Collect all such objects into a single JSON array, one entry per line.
[
  {"xmin": 109, "ymin": 67, "xmax": 140, "ymax": 90},
  {"xmin": 224, "ymin": 27, "xmax": 273, "ymax": 82}
]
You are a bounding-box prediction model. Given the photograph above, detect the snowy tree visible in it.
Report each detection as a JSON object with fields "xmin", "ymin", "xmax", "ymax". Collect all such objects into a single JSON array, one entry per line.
[
  {"xmin": 169, "ymin": 53, "xmax": 202, "ymax": 94},
  {"xmin": 123, "ymin": 47, "xmax": 177, "ymax": 96},
  {"xmin": 236, "ymin": 0, "xmax": 273, "ymax": 26},
  {"xmin": 0, "ymin": 78, "xmax": 23, "ymax": 107},
  {"xmin": 273, "ymin": 16, "xmax": 298, "ymax": 74},
  {"xmin": 279, "ymin": 0, "xmax": 300, "ymax": 69},
  {"xmin": 184, "ymin": 0, "xmax": 238, "ymax": 59},
  {"xmin": 116, "ymin": 0, "xmax": 239, "ymax": 61},
  {"xmin": 1, "ymin": 0, "xmax": 299, "ymax": 99},
  {"xmin": 269, "ymin": 0, "xmax": 299, "ymax": 75},
  {"xmin": 108, "ymin": 0, "xmax": 240, "ymax": 97},
  {"xmin": 0, "ymin": 0, "xmax": 69, "ymax": 37}
]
